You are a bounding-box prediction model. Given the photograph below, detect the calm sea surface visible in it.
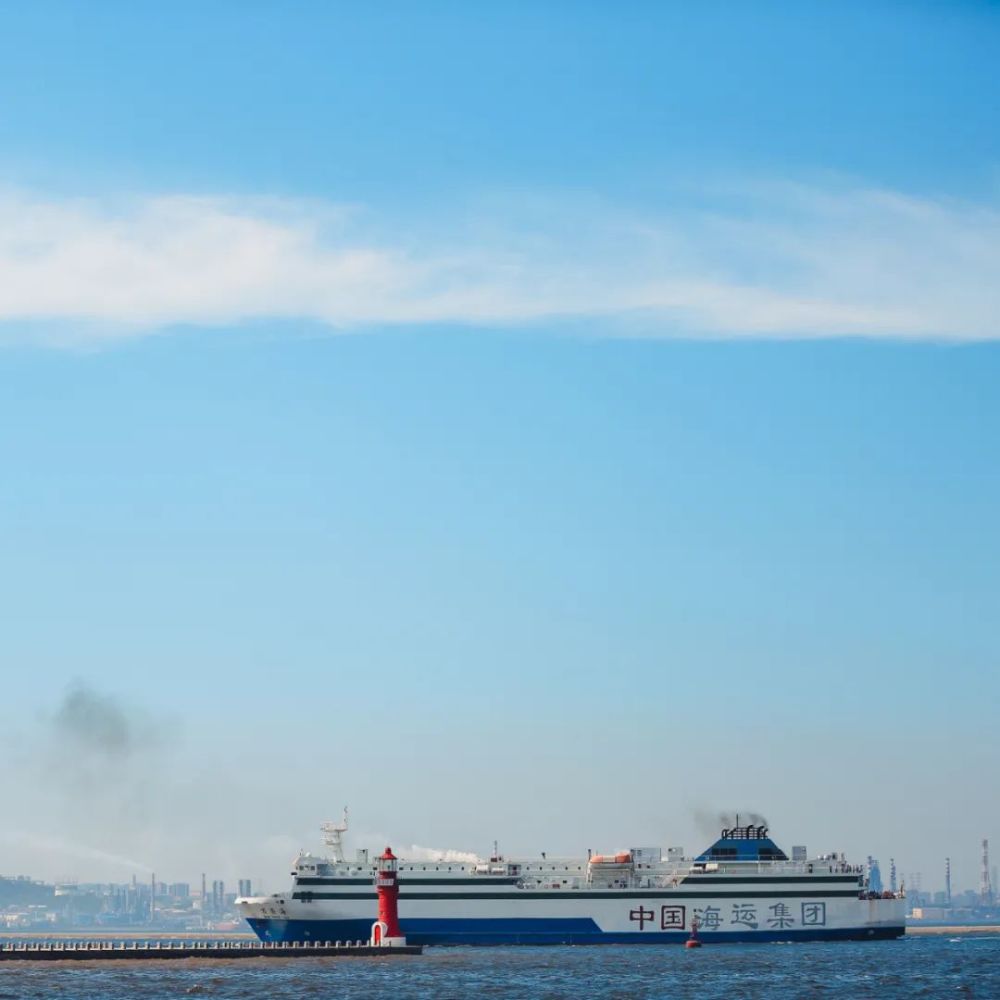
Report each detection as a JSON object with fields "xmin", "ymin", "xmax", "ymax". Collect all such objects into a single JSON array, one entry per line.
[{"xmin": 2, "ymin": 936, "xmax": 999, "ymax": 998}]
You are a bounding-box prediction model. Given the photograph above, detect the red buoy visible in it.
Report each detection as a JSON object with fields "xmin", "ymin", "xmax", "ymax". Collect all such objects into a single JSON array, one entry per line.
[
  {"xmin": 685, "ymin": 917, "xmax": 702, "ymax": 948},
  {"xmin": 371, "ymin": 847, "xmax": 406, "ymax": 947}
]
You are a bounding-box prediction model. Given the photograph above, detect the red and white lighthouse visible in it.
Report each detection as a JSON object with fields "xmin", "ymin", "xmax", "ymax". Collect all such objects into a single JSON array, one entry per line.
[{"xmin": 370, "ymin": 847, "xmax": 406, "ymax": 947}]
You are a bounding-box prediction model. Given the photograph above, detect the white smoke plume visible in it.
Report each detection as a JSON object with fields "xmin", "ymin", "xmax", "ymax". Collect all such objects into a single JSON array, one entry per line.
[
  {"xmin": 406, "ymin": 844, "xmax": 481, "ymax": 864},
  {"xmin": 0, "ymin": 832, "xmax": 153, "ymax": 875},
  {"xmin": 354, "ymin": 830, "xmax": 481, "ymax": 864}
]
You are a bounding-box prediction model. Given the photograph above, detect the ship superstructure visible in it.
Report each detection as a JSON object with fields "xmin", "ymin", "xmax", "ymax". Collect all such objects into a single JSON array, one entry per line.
[{"xmin": 237, "ymin": 813, "xmax": 905, "ymax": 945}]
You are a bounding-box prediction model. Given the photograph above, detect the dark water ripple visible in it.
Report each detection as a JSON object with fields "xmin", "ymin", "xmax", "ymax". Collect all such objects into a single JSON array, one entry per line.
[{"xmin": 2, "ymin": 936, "xmax": 999, "ymax": 999}]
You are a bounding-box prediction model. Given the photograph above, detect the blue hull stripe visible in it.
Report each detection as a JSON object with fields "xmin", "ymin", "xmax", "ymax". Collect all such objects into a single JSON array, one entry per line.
[
  {"xmin": 246, "ymin": 917, "xmax": 904, "ymax": 946},
  {"xmin": 293, "ymin": 890, "xmax": 862, "ymax": 900}
]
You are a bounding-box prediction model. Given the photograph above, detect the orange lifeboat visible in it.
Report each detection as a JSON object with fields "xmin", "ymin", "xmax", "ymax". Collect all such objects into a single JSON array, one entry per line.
[{"xmin": 588, "ymin": 852, "xmax": 633, "ymax": 865}]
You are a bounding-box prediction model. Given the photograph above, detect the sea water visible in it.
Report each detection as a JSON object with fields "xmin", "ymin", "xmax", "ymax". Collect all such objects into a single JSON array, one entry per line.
[{"xmin": 1, "ymin": 936, "xmax": 998, "ymax": 998}]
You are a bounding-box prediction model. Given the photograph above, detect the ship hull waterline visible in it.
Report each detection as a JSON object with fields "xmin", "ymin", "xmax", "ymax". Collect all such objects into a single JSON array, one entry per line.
[
  {"xmin": 246, "ymin": 916, "xmax": 904, "ymax": 946},
  {"xmin": 243, "ymin": 893, "xmax": 905, "ymax": 946}
]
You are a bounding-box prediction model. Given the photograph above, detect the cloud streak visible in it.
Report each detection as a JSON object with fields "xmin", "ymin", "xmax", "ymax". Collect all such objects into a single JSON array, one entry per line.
[
  {"xmin": 0, "ymin": 831, "xmax": 153, "ymax": 874},
  {"xmin": 1, "ymin": 179, "xmax": 997, "ymax": 343}
]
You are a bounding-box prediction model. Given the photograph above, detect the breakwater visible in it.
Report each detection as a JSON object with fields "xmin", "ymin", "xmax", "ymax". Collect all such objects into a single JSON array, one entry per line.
[{"xmin": 0, "ymin": 939, "xmax": 421, "ymax": 961}]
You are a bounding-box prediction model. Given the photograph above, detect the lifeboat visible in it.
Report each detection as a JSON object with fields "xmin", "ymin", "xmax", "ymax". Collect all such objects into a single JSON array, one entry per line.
[{"xmin": 589, "ymin": 852, "xmax": 633, "ymax": 865}]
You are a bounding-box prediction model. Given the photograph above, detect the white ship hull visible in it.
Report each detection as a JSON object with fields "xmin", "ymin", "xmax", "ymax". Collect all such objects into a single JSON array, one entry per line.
[
  {"xmin": 243, "ymin": 896, "xmax": 905, "ymax": 945},
  {"xmin": 240, "ymin": 875, "xmax": 906, "ymax": 944}
]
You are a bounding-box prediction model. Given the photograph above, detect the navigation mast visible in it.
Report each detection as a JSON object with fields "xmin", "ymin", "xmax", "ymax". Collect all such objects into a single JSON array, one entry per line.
[{"xmin": 321, "ymin": 807, "xmax": 349, "ymax": 863}]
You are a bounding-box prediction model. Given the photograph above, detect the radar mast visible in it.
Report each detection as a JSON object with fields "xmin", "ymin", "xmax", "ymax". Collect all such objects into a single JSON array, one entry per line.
[{"xmin": 321, "ymin": 807, "xmax": 349, "ymax": 863}]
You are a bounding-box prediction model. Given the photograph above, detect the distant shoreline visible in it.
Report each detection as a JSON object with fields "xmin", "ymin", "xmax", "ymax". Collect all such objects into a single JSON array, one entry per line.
[{"xmin": 906, "ymin": 925, "xmax": 1000, "ymax": 936}]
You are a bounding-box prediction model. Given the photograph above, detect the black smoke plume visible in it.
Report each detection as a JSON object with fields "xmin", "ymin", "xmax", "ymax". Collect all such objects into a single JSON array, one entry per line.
[{"xmin": 52, "ymin": 681, "xmax": 138, "ymax": 758}]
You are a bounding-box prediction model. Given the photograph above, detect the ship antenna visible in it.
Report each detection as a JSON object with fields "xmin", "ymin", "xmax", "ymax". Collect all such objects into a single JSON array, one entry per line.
[{"xmin": 321, "ymin": 806, "xmax": 349, "ymax": 863}]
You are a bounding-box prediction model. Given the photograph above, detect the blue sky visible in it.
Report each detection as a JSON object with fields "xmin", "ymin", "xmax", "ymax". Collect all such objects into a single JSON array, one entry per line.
[{"xmin": 1, "ymin": 1, "xmax": 998, "ymax": 891}]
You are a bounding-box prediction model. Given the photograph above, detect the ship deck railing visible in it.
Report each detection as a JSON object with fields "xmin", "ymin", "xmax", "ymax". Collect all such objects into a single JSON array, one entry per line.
[{"xmin": 512, "ymin": 860, "xmax": 867, "ymax": 892}]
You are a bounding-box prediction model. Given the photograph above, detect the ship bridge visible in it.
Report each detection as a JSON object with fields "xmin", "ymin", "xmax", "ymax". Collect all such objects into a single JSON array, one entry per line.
[{"xmin": 695, "ymin": 823, "xmax": 788, "ymax": 863}]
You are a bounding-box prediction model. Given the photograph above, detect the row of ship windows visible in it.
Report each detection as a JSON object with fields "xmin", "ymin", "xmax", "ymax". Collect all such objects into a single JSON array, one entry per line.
[
  {"xmin": 331, "ymin": 865, "xmax": 586, "ymax": 873},
  {"xmin": 708, "ymin": 847, "xmax": 786, "ymax": 859}
]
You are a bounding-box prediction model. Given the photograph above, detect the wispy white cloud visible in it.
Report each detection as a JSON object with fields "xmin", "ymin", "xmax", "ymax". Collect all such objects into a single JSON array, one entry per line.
[{"xmin": 1, "ymin": 179, "xmax": 997, "ymax": 343}]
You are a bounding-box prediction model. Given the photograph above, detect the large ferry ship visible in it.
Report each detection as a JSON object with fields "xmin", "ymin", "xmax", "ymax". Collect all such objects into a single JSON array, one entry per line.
[{"xmin": 237, "ymin": 812, "xmax": 905, "ymax": 945}]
